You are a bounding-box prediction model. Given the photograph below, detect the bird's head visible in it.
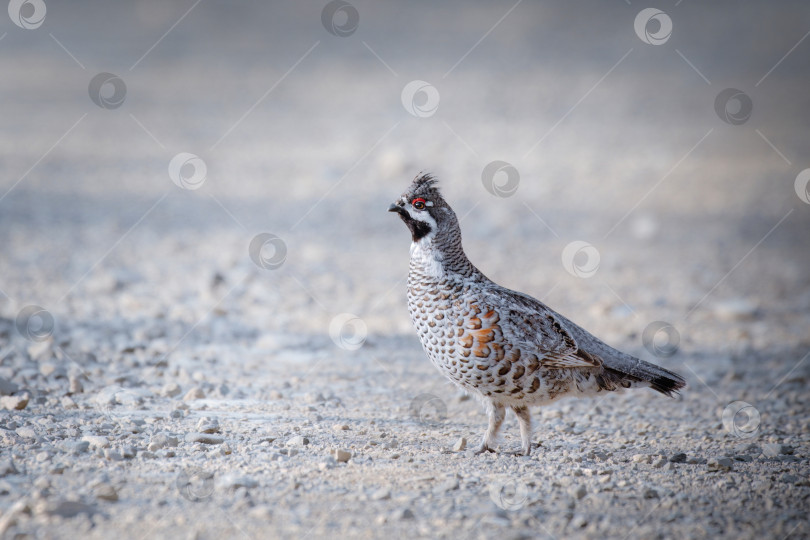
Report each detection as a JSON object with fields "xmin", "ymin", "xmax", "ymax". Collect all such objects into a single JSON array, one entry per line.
[{"xmin": 388, "ymin": 173, "xmax": 456, "ymax": 244}]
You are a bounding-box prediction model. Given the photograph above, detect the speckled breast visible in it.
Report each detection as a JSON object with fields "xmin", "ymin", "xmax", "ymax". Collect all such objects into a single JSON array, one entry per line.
[{"xmin": 406, "ymin": 261, "xmax": 581, "ymax": 405}]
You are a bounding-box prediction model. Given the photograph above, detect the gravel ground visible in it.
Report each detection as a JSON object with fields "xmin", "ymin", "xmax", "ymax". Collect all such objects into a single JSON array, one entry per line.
[{"xmin": 1, "ymin": 1, "xmax": 810, "ymax": 539}]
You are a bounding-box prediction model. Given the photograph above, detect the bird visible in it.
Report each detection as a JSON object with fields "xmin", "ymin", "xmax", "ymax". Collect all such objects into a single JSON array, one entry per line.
[{"xmin": 388, "ymin": 173, "xmax": 685, "ymax": 456}]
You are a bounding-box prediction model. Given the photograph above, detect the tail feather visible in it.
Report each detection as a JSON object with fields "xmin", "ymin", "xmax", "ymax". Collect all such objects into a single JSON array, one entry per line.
[{"xmin": 603, "ymin": 359, "xmax": 686, "ymax": 397}]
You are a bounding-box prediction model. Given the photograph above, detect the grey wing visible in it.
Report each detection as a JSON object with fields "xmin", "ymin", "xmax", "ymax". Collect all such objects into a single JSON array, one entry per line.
[{"xmin": 486, "ymin": 288, "xmax": 602, "ymax": 370}]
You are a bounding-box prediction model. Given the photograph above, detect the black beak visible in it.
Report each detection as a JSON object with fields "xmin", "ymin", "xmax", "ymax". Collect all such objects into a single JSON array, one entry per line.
[{"xmin": 388, "ymin": 203, "xmax": 406, "ymax": 215}]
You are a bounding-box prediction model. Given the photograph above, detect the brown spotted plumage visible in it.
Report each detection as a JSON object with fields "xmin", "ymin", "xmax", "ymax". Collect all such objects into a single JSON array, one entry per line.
[{"xmin": 389, "ymin": 174, "xmax": 686, "ymax": 455}]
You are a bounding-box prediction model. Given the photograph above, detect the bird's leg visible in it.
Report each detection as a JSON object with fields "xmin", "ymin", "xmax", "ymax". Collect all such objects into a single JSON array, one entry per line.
[
  {"xmin": 512, "ymin": 405, "xmax": 533, "ymax": 456},
  {"xmin": 475, "ymin": 402, "xmax": 505, "ymax": 454}
]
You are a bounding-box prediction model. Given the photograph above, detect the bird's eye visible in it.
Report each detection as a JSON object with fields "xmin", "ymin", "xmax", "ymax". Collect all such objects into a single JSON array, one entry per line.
[{"xmin": 412, "ymin": 198, "xmax": 427, "ymax": 210}]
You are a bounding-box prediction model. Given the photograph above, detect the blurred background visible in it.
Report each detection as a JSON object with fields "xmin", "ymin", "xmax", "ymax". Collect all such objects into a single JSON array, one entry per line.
[{"xmin": 1, "ymin": 0, "xmax": 808, "ymax": 356}]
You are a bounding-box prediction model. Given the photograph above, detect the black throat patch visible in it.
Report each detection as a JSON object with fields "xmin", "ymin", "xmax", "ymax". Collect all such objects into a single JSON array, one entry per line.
[{"xmin": 397, "ymin": 213, "xmax": 432, "ymax": 242}]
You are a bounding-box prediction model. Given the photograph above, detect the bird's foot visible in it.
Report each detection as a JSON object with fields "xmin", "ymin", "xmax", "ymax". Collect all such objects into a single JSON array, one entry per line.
[
  {"xmin": 510, "ymin": 441, "xmax": 540, "ymax": 457},
  {"xmin": 474, "ymin": 442, "xmax": 496, "ymax": 455}
]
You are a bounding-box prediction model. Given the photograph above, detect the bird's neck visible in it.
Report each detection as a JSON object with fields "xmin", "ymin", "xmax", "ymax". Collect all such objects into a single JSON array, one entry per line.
[{"xmin": 409, "ymin": 228, "xmax": 474, "ymax": 279}]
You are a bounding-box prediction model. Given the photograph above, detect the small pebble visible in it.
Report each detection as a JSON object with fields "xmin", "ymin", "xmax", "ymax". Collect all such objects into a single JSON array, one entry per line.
[
  {"xmin": 185, "ymin": 433, "xmax": 224, "ymax": 445},
  {"xmin": 371, "ymin": 488, "xmax": 391, "ymax": 500},
  {"xmin": 183, "ymin": 387, "xmax": 205, "ymax": 401},
  {"xmin": 286, "ymin": 435, "xmax": 309, "ymax": 447},
  {"xmin": 762, "ymin": 443, "xmax": 794, "ymax": 457},
  {"xmin": 161, "ymin": 383, "xmax": 182, "ymax": 398},
  {"xmin": 334, "ymin": 449, "xmax": 351, "ymax": 463},
  {"xmin": 569, "ymin": 485, "xmax": 587, "ymax": 499},
  {"xmin": 94, "ymin": 483, "xmax": 118, "ymax": 502},
  {"xmin": 43, "ymin": 500, "xmax": 97, "ymax": 518},
  {"xmin": 196, "ymin": 417, "xmax": 220, "ymax": 434},
  {"xmin": 1, "ymin": 394, "xmax": 29, "ymax": 411},
  {"xmin": 707, "ymin": 457, "xmax": 734, "ymax": 472},
  {"xmin": 82, "ymin": 435, "xmax": 110, "ymax": 449},
  {"xmin": 453, "ymin": 437, "xmax": 467, "ymax": 452},
  {"xmin": 669, "ymin": 453, "xmax": 687, "ymax": 463}
]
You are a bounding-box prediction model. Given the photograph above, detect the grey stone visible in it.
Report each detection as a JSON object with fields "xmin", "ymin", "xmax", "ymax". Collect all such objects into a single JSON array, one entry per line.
[
  {"xmin": 669, "ymin": 453, "xmax": 687, "ymax": 463},
  {"xmin": 161, "ymin": 383, "xmax": 182, "ymax": 397},
  {"xmin": 183, "ymin": 387, "xmax": 205, "ymax": 401},
  {"xmin": 569, "ymin": 485, "xmax": 587, "ymax": 499},
  {"xmin": 185, "ymin": 433, "xmax": 224, "ymax": 445},
  {"xmin": 762, "ymin": 443, "xmax": 794, "ymax": 457},
  {"xmin": 94, "ymin": 483, "xmax": 118, "ymax": 502},
  {"xmin": 62, "ymin": 441, "xmax": 90, "ymax": 455},
  {"xmin": 286, "ymin": 435, "xmax": 309, "ymax": 447},
  {"xmin": 82, "ymin": 435, "xmax": 110, "ymax": 449},
  {"xmin": 707, "ymin": 457, "xmax": 734, "ymax": 472},
  {"xmin": 196, "ymin": 417, "xmax": 220, "ymax": 434},
  {"xmin": 44, "ymin": 500, "xmax": 97, "ymax": 518},
  {"xmin": 334, "ymin": 449, "xmax": 351, "ymax": 463}
]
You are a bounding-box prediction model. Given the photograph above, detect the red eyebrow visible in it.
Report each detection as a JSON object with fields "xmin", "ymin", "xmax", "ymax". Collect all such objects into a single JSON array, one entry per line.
[{"xmin": 412, "ymin": 198, "xmax": 426, "ymax": 204}]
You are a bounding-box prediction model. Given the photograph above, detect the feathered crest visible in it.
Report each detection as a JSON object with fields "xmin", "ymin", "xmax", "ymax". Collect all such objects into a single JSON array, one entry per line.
[
  {"xmin": 408, "ymin": 172, "xmax": 443, "ymax": 201},
  {"xmin": 412, "ymin": 172, "xmax": 437, "ymax": 190}
]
